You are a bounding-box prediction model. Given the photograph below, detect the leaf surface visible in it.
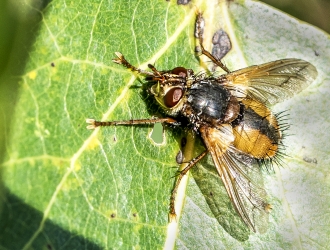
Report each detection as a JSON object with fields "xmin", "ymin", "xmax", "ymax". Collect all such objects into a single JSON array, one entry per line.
[{"xmin": 0, "ymin": 0, "xmax": 329, "ymax": 249}]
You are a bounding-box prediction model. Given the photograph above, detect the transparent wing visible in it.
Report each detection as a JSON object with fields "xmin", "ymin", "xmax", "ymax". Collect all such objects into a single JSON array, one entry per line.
[
  {"xmin": 190, "ymin": 157, "xmax": 251, "ymax": 241},
  {"xmin": 200, "ymin": 125, "xmax": 270, "ymax": 233},
  {"xmin": 224, "ymin": 59, "xmax": 318, "ymax": 105}
]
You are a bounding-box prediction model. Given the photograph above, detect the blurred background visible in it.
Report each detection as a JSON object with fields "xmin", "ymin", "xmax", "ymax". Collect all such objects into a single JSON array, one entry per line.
[
  {"xmin": 0, "ymin": 0, "xmax": 329, "ymax": 169},
  {"xmin": 261, "ymin": 0, "xmax": 330, "ymax": 33}
]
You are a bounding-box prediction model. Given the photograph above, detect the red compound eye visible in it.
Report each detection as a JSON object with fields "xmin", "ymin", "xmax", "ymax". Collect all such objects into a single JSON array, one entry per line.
[
  {"xmin": 164, "ymin": 87, "xmax": 183, "ymax": 108},
  {"xmin": 171, "ymin": 67, "xmax": 187, "ymax": 78}
]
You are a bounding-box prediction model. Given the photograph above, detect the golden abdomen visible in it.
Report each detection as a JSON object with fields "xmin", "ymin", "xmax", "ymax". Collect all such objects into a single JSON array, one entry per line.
[{"xmin": 232, "ymin": 99, "xmax": 281, "ymax": 159}]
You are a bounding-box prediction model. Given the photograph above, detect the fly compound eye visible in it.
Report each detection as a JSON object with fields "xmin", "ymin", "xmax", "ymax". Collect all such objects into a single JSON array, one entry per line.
[
  {"xmin": 164, "ymin": 87, "xmax": 183, "ymax": 108},
  {"xmin": 171, "ymin": 67, "xmax": 187, "ymax": 78}
]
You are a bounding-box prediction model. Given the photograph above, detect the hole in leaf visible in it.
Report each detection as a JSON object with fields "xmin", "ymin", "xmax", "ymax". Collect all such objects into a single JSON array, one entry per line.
[{"xmin": 150, "ymin": 123, "xmax": 164, "ymax": 144}]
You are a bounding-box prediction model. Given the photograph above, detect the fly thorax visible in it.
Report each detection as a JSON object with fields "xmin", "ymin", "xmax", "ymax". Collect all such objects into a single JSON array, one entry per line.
[{"xmin": 186, "ymin": 80, "xmax": 240, "ymax": 125}]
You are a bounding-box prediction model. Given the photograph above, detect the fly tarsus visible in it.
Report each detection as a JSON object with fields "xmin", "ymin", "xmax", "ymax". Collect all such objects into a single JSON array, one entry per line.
[
  {"xmin": 169, "ymin": 150, "xmax": 208, "ymax": 218},
  {"xmin": 112, "ymin": 52, "xmax": 154, "ymax": 76}
]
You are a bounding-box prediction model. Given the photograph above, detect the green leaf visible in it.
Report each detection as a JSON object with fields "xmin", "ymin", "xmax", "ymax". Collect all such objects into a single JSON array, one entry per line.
[
  {"xmin": 178, "ymin": 1, "xmax": 330, "ymax": 249},
  {"xmin": 1, "ymin": 0, "xmax": 329, "ymax": 249}
]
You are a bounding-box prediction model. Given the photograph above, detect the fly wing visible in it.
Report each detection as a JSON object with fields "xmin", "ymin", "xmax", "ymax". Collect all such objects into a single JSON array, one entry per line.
[
  {"xmin": 223, "ymin": 59, "xmax": 318, "ymax": 105},
  {"xmin": 200, "ymin": 125, "xmax": 270, "ymax": 233}
]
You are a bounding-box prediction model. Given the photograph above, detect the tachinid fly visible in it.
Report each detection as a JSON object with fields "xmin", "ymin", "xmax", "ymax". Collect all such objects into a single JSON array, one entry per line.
[{"xmin": 86, "ymin": 13, "xmax": 318, "ymax": 233}]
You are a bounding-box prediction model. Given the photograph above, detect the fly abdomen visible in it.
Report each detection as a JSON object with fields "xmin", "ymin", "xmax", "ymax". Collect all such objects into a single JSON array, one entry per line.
[{"xmin": 232, "ymin": 98, "xmax": 281, "ymax": 159}]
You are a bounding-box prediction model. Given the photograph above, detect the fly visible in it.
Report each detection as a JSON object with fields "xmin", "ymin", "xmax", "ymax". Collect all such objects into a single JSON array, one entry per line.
[{"xmin": 86, "ymin": 13, "xmax": 318, "ymax": 233}]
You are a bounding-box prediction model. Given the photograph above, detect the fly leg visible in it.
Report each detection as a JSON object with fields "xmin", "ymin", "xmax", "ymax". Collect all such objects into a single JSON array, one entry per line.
[
  {"xmin": 169, "ymin": 150, "xmax": 208, "ymax": 220},
  {"xmin": 86, "ymin": 117, "xmax": 179, "ymax": 129},
  {"xmin": 112, "ymin": 52, "xmax": 156, "ymax": 76},
  {"xmin": 113, "ymin": 52, "xmax": 165, "ymax": 79},
  {"xmin": 195, "ymin": 12, "xmax": 231, "ymax": 73}
]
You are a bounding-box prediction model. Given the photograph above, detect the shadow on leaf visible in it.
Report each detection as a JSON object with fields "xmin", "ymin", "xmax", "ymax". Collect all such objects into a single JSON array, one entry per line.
[{"xmin": 0, "ymin": 190, "xmax": 102, "ymax": 249}]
